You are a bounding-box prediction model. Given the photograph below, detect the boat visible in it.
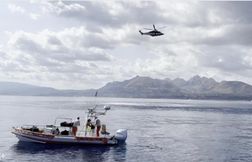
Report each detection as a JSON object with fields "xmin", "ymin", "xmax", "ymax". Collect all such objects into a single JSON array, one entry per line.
[{"xmin": 12, "ymin": 105, "xmax": 127, "ymax": 145}]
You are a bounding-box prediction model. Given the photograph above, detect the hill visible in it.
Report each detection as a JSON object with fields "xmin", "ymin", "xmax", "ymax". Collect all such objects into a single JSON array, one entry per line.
[
  {"xmin": 0, "ymin": 81, "xmax": 96, "ymax": 96},
  {"xmin": 1, "ymin": 76, "xmax": 252, "ymax": 100},
  {"xmin": 98, "ymin": 76, "xmax": 252, "ymax": 100}
]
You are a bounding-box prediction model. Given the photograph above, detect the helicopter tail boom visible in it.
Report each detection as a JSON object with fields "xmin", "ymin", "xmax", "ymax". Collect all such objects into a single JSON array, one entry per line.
[{"xmin": 139, "ymin": 30, "xmax": 143, "ymax": 35}]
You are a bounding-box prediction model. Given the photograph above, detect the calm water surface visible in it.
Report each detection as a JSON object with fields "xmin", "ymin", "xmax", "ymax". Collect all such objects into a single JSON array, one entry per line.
[{"xmin": 0, "ymin": 96, "xmax": 252, "ymax": 162}]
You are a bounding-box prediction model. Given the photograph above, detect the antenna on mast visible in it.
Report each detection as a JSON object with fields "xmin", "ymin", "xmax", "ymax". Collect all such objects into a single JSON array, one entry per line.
[{"xmin": 94, "ymin": 90, "xmax": 98, "ymax": 109}]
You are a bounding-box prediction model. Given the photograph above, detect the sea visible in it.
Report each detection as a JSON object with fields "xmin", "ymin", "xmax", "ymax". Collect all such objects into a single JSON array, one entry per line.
[{"xmin": 0, "ymin": 96, "xmax": 252, "ymax": 162}]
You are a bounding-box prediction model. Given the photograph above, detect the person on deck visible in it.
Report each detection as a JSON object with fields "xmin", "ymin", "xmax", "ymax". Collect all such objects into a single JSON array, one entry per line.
[
  {"xmin": 72, "ymin": 117, "xmax": 80, "ymax": 136},
  {"xmin": 95, "ymin": 117, "xmax": 101, "ymax": 137},
  {"xmin": 86, "ymin": 119, "xmax": 92, "ymax": 128},
  {"xmin": 91, "ymin": 123, "xmax": 95, "ymax": 136},
  {"xmin": 86, "ymin": 119, "xmax": 95, "ymax": 136}
]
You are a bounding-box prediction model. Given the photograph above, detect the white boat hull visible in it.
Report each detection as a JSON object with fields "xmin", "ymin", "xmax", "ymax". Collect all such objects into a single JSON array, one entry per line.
[{"xmin": 12, "ymin": 128, "xmax": 121, "ymax": 145}]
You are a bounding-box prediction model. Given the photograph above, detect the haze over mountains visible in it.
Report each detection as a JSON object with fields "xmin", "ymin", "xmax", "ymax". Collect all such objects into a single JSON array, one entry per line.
[
  {"xmin": 1, "ymin": 75, "xmax": 252, "ymax": 100},
  {"xmin": 0, "ymin": 82, "xmax": 95, "ymax": 97}
]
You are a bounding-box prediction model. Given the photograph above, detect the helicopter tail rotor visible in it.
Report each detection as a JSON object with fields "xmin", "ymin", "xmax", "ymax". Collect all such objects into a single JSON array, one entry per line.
[{"xmin": 139, "ymin": 30, "xmax": 143, "ymax": 35}]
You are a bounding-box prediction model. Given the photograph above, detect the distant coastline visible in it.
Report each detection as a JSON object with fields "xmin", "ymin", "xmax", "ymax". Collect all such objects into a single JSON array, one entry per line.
[{"xmin": 1, "ymin": 75, "xmax": 252, "ymax": 101}]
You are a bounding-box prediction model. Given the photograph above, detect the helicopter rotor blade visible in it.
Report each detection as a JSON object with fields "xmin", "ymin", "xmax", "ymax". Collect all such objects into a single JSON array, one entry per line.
[
  {"xmin": 143, "ymin": 28, "xmax": 153, "ymax": 30},
  {"xmin": 153, "ymin": 24, "xmax": 156, "ymax": 30},
  {"xmin": 158, "ymin": 26, "xmax": 167, "ymax": 29}
]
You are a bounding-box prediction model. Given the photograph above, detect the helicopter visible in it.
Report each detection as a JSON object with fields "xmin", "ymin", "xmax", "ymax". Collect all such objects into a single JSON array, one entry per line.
[{"xmin": 139, "ymin": 24, "xmax": 164, "ymax": 37}]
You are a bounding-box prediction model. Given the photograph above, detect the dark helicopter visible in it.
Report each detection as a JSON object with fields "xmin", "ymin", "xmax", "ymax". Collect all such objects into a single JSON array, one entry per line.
[{"xmin": 139, "ymin": 24, "xmax": 164, "ymax": 37}]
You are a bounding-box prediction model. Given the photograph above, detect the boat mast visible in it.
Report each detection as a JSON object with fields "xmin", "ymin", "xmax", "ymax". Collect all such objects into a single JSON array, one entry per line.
[
  {"xmin": 84, "ymin": 91, "xmax": 98, "ymax": 136},
  {"xmin": 83, "ymin": 91, "xmax": 111, "ymax": 137}
]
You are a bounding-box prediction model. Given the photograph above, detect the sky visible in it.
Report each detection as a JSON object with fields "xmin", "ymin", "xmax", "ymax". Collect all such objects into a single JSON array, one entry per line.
[{"xmin": 1, "ymin": 0, "xmax": 252, "ymax": 89}]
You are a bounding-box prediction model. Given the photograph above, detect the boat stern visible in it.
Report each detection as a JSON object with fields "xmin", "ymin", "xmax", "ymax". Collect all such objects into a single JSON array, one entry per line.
[{"xmin": 114, "ymin": 129, "xmax": 127, "ymax": 144}]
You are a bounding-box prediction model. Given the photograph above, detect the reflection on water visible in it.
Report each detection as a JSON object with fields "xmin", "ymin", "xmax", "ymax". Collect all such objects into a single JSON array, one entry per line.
[{"xmin": 11, "ymin": 142, "xmax": 127, "ymax": 162}]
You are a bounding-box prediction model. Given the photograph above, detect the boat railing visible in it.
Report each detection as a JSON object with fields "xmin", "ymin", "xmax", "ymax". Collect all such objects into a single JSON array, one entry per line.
[
  {"xmin": 18, "ymin": 124, "xmax": 75, "ymax": 136},
  {"xmin": 21, "ymin": 124, "xmax": 49, "ymax": 129}
]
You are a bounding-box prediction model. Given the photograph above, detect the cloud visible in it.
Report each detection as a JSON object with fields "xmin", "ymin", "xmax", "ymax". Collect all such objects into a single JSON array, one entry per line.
[
  {"xmin": 8, "ymin": 4, "xmax": 25, "ymax": 14},
  {"xmin": 197, "ymin": 46, "xmax": 252, "ymax": 72},
  {"xmin": 8, "ymin": 29, "xmax": 113, "ymax": 63},
  {"xmin": 44, "ymin": 1, "xmax": 169, "ymax": 27},
  {"xmin": 8, "ymin": 3, "xmax": 41, "ymax": 21},
  {"xmin": 203, "ymin": 1, "xmax": 252, "ymax": 24},
  {"xmin": 0, "ymin": 28, "xmax": 119, "ymax": 88},
  {"xmin": 199, "ymin": 24, "xmax": 252, "ymax": 46},
  {"xmin": 29, "ymin": 13, "xmax": 40, "ymax": 20}
]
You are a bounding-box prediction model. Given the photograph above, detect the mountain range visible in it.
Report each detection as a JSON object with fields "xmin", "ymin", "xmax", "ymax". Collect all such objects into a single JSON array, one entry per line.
[
  {"xmin": 0, "ymin": 82, "xmax": 95, "ymax": 96},
  {"xmin": 1, "ymin": 75, "xmax": 252, "ymax": 100}
]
